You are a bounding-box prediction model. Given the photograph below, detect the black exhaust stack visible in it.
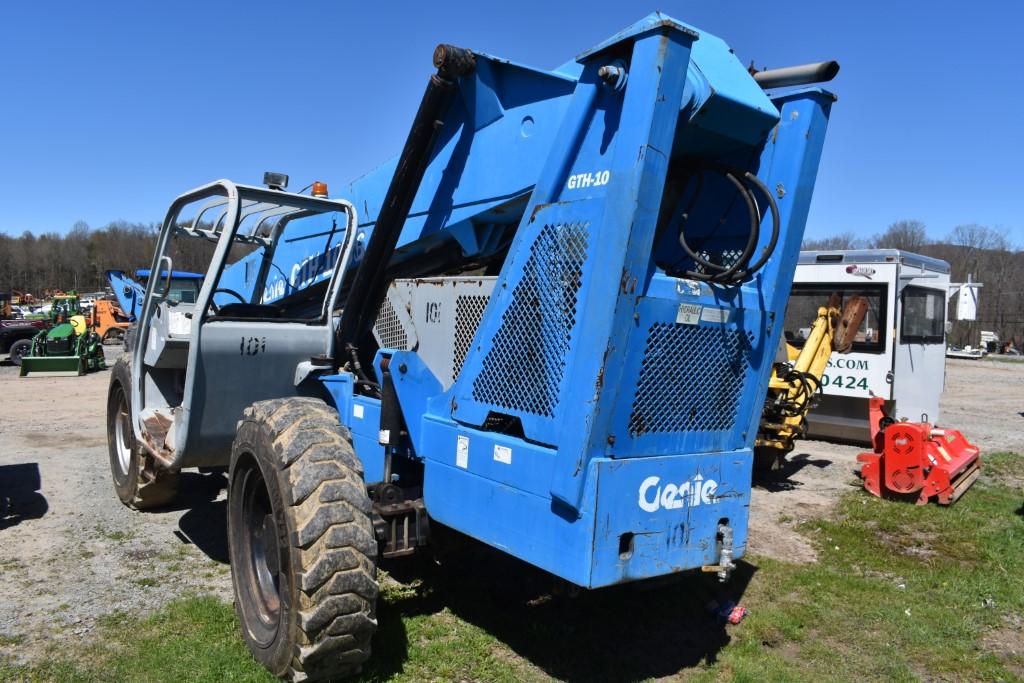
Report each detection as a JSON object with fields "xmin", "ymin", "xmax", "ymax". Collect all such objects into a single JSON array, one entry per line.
[
  {"xmin": 335, "ymin": 44, "xmax": 476, "ymax": 382},
  {"xmin": 751, "ymin": 60, "xmax": 840, "ymax": 89}
]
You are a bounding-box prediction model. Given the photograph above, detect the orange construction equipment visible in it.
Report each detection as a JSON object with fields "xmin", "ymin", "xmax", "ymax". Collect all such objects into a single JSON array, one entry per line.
[
  {"xmin": 857, "ymin": 396, "xmax": 981, "ymax": 505},
  {"xmin": 88, "ymin": 299, "xmax": 131, "ymax": 344}
]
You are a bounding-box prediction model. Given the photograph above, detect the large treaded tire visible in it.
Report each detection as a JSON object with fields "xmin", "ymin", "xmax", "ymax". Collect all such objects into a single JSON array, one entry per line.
[
  {"xmin": 106, "ymin": 354, "xmax": 178, "ymax": 509},
  {"xmin": 228, "ymin": 397, "xmax": 378, "ymax": 682},
  {"xmin": 8, "ymin": 338, "xmax": 32, "ymax": 366}
]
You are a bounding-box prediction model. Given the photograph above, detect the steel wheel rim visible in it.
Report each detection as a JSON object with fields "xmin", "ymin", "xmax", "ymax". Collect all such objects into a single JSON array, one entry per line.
[
  {"xmin": 11, "ymin": 343, "xmax": 27, "ymax": 363},
  {"xmin": 239, "ymin": 462, "xmax": 282, "ymax": 645},
  {"xmin": 115, "ymin": 389, "xmax": 132, "ymax": 474}
]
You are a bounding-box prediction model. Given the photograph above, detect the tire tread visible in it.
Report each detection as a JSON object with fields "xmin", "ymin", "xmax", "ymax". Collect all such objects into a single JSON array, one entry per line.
[{"xmin": 237, "ymin": 398, "xmax": 377, "ymax": 682}]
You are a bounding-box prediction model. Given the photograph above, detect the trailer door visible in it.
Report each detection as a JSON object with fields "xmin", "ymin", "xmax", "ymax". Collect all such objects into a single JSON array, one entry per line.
[{"xmin": 892, "ymin": 284, "xmax": 946, "ymax": 422}]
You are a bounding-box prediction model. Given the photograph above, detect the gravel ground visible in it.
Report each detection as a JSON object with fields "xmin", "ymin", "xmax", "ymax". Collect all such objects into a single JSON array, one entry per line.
[
  {"xmin": 0, "ymin": 351, "xmax": 1020, "ymax": 661},
  {"xmin": 0, "ymin": 347, "xmax": 232, "ymax": 662}
]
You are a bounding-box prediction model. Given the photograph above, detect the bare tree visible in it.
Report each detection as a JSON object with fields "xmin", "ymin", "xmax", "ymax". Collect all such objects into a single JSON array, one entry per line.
[
  {"xmin": 869, "ymin": 219, "xmax": 929, "ymax": 251},
  {"xmin": 802, "ymin": 231, "xmax": 864, "ymax": 250},
  {"xmin": 948, "ymin": 224, "xmax": 1008, "ymax": 252}
]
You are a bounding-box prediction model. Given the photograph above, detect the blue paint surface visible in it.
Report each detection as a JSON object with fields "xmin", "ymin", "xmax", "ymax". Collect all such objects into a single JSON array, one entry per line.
[{"xmin": 302, "ymin": 13, "xmax": 835, "ymax": 588}]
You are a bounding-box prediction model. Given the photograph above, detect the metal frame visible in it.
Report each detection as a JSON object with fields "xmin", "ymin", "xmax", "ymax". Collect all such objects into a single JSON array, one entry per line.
[{"xmin": 130, "ymin": 181, "xmax": 358, "ymax": 469}]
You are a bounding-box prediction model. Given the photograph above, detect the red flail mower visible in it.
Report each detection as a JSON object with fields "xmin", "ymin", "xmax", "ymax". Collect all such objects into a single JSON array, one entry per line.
[{"xmin": 857, "ymin": 397, "xmax": 981, "ymax": 505}]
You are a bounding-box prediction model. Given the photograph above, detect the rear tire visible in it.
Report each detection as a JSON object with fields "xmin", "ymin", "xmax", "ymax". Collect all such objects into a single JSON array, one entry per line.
[
  {"xmin": 106, "ymin": 354, "xmax": 179, "ymax": 509},
  {"xmin": 8, "ymin": 339, "xmax": 31, "ymax": 366},
  {"xmin": 228, "ymin": 398, "xmax": 378, "ymax": 682},
  {"xmin": 102, "ymin": 328, "xmax": 125, "ymax": 345}
]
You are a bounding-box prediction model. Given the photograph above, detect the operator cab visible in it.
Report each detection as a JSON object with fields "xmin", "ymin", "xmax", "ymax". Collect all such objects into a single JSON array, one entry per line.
[{"xmin": 132, "ymin": 180, "xmax": 359, "ymax": 467}]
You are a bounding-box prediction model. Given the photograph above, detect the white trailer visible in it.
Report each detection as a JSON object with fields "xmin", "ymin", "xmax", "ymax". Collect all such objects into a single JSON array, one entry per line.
[{"xmin": 786, "ymin": 249, "xmax": 951, "ymax": 442}]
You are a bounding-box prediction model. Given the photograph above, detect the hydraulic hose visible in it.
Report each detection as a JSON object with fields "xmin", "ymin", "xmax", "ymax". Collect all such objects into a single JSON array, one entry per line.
[
  {"xmin": 730, "ymin": 171, "xmax": 780, "ymax": 279},
  {"xmin": 676, "ymin": 163, "xmax": 780, "ymax": 285},
  {"xmin": 678, "ymin": 169, "xmax": 759, "ymax": 282},
  {"xmin": 774, "ymin": 369, "xmax": 822, "ymax": 418}
]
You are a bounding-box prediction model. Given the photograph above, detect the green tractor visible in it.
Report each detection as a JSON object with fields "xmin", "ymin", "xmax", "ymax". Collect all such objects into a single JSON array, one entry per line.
[{"xmin": 19, "ymin": 293, "xmax": 106, "ymax": 377}]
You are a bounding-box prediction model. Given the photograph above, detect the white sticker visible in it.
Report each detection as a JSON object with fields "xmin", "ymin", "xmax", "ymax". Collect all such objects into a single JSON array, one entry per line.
[
  {"xmin": 456, "ymin": 436, "xmax": 469, "ymax": 469},
  {"xmin": 676, "ymin": 303, "xmax": 702, "ymax": 325},
  {"xmin": 493, "ymin": 444, "xmax": 512, "ymax": 464},
  {"xmin": 700, "ymin": 307, "xmax": 731, "ymax": 324},
  {"xmin": 353, "ymin": 404, "xmax": 364, "ymax": 419},
  {"xmin": 676, "ymin": 279, "xmax": 702, "ymax": 297},
  {"xmin": 378, "ymin": 429, "xmax": 390, "ymax": 445}
]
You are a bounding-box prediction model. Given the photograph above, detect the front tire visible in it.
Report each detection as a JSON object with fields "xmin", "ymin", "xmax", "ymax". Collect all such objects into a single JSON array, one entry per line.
[
  {"xmin": 8, "ymin": 339, "xmax": 31, "ymax": 366},
  {"xmin": 106, "ymin": 354, "xmax": 178, "ymax": 509},
  {"xmin": 228, "ymin": 398, "xmax": 378, "ymax": 682}
]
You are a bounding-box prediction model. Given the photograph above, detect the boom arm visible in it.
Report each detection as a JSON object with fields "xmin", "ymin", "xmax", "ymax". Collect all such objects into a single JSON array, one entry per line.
[{"xmin": 755, "ymin": 294, "xmax": 868, "ymax": 468}]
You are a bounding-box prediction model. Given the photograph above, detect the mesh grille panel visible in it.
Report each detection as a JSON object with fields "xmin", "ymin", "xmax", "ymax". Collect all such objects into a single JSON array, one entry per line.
[
  {"xmin": 373, "ymin": 298, "xmax": 409, "ymax": 350},
  {"xmin": 453, "ymin": 294, "xmax": 490, "ymax": 377},
  {"xmin": 693, "ymin": 249, "xmax": 745, "ymax": 275},
  {"xmin": 628, "ymin": 323, "xmax": 753, "ymax": 436},
  {"xmin": 472, "ymin": 222, "xmax": 589, "ymax": 417}
]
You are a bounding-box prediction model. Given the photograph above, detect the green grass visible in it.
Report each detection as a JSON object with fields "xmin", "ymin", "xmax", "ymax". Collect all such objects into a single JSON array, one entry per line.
[
  {"xmin": 703, "ymin": 452, "xmax": 1024, "ymax": 682},
  {"xmin": 92, "ymin": 524, "xmax": 132, "ymax": 543},
  {"xmin": 3, "ymin": 454, "xmax": 1022, "ymax": 682}
]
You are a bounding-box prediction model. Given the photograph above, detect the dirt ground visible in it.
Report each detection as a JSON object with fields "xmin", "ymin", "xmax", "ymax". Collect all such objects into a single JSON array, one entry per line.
[
  {"xmin": 748, "ymin": 358, "xmax": 1024, "ymax": 564},
  {"xmin": 0, "ymin": 348, "xmax": 232, "ymax": 661},
  {"xmin": 0, "ymin": 353, "xmax": 1021, "ymax": 660}
]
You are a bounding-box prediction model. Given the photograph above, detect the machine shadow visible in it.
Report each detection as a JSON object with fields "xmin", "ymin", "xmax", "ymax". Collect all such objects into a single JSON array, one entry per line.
[
  {"xmin": 753, "ymin": 452, "xmax": 832, "ymax": 492},
  {"xmin": 368, "ymin": 547, "xmax": 756, "ymax": 682},
  {"xmin": 153, "ymin": 472, "xmax": 756, "ymax": 680},
  {"xmin": 0, "ymin": 462, "xmax": 48, "ymax": 530},
  {"xmin": 171, "ymin": 471, "xmax": 229, "ymax": 564}
]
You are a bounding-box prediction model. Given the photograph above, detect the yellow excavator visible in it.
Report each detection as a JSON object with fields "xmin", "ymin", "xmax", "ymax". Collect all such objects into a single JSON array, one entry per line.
[{"xmin": 755, "ymin": 293, "xmax": 869, "ymax": 470}]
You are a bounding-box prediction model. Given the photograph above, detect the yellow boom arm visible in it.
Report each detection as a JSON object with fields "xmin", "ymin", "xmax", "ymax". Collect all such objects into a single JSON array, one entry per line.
[{"xmin": 755, "ymin": 294, "xmax": 869, "ymax": 469}]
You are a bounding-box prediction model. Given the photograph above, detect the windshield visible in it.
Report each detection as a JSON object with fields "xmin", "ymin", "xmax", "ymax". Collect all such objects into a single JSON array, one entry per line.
[
  {"xmin": 784, "ymin": 284, "xmax": 887, "ymax": 354},
  {"xmin": 212, "ymin": 209, "xmax": 350, "ymax": 320}
]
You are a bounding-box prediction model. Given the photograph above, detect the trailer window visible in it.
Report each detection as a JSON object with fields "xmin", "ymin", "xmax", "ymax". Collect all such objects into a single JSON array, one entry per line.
[
  {"xmin": 901, "ymin": 287, "xmax": 944, "ymax": 344},
  {"xmin": 784, "ymin": 284, "xmax": 887, "ymax": 354}
]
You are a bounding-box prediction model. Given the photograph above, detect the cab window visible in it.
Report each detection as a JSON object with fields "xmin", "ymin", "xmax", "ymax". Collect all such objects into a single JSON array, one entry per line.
[
  {"xmin": 167, "ymin": 278, "xmax": 200, "ymax": 304},
  {"xmin": 210, "ymin": 209, "xmax": 350, "ymax": 321},
  {"xmin": 900, "ymin": 286, "xmax": 944, "ymax": 344},
  {"xmin": 784, "ymin": 284, "xmax": 887, "ymax": 354}
]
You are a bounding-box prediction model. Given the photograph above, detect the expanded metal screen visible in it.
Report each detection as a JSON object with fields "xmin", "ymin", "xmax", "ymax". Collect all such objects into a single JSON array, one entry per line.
[
  {"xmin": 627, "ymin": 323, "xmax": 754, "ymax": 436},
  {"xmin": 453, "ymin": 294, "xmax": 490, "ymax": 377},
  {"xmin": 472, "ymin": 222, "xmax": 590, "ymax": 418},
  {"xmin": 373, "ymin": 298, "xmax": 409, "ymax": 351}
]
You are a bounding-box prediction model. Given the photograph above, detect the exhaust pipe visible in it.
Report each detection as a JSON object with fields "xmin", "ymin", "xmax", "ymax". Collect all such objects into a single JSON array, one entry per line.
[{"xmin": 752, "ymin": 60, "xmax": 840, "ymax": 89}]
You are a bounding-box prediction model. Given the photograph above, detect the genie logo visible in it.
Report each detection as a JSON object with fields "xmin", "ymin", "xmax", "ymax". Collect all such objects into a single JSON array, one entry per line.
[
  {"xmin": 638, "ymin": 474, "xmax": 718, "ymax": 512},
  {"xmin": 845, "ymin": 264, "xmax": 876, "ymax": 279}
]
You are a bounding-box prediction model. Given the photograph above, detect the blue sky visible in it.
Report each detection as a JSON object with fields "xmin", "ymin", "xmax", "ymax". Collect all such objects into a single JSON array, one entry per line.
[{"xmin": 0, "ymin": 2, "xmax": 1019, "ymax": 244}]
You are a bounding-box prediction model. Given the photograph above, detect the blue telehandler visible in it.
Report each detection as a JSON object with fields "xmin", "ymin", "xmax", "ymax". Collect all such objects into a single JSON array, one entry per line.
[{"xmin": 105, "ymin": 13, "xmax": 838, "ymax": 680}]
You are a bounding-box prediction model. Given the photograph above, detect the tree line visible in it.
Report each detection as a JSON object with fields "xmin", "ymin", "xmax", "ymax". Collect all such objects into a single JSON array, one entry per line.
[
  {"xmin": 0, "ymin": 221, "xmax": 213, "ymax": 299},
  {"xmin": 1, "ymin": 217, "xmax": 1020, "ymax": 349},
  {"xmin": 803, "ymin": 220, "xmax": 1022, "ymax": 350}
]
